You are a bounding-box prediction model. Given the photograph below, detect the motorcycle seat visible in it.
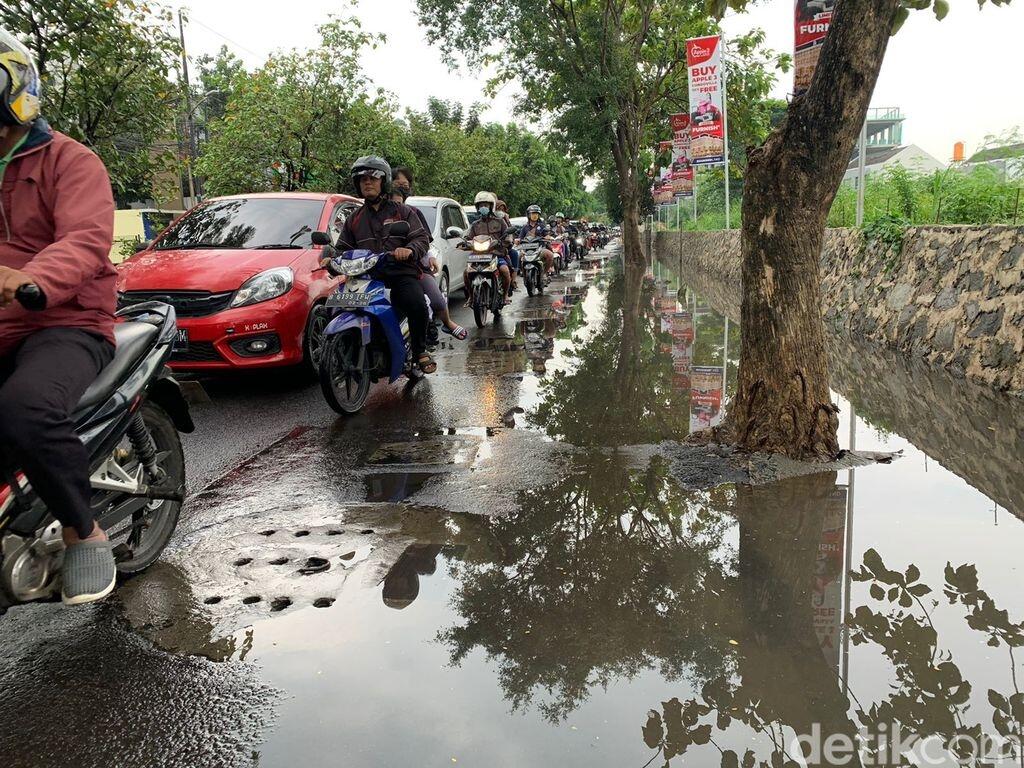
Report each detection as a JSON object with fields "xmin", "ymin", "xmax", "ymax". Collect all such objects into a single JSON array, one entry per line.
[{"xmin": 75, "ymin": 322, "xmax": 160, "ymax": 414}]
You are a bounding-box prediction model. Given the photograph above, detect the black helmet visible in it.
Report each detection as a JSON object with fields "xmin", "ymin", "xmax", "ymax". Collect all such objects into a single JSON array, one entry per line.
[{"xmin": 351, "ymin": 155, "xmax": 392, "ymax": 200}]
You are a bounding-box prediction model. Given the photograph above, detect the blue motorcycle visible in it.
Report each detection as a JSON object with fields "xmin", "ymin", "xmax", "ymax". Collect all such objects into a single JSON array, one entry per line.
[{"xmin": 314, "ymin": 226, "xmax": 424, "ymax": 415}]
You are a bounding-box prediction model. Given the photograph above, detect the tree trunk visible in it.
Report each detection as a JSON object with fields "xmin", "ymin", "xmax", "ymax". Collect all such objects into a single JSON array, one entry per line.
[{"xmin": 731, "ymin": 0, "xmax": 901, "ymax": 460}]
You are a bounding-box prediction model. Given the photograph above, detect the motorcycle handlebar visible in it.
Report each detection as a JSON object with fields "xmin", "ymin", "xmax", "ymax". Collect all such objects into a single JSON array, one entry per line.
[{"xmin": 15, "ymin": 284, "xmax": 46, "ymax": 311}]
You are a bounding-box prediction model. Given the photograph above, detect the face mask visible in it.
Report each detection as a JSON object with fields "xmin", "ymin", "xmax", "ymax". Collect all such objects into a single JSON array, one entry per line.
[{"xmin": 477, "ymin": 206, "xmax": 491, "ymax": 217}]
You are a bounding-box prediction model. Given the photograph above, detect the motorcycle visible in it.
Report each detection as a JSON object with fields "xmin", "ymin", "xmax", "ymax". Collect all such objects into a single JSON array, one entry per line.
[
  {"xmin": 314, "ymin": 224, "xmax": 426, "ymax": 415},
  {"xmin": 0, "ymin": 285, "xmax": 193, "ymax": 610},
  {"xmin": 550, "ymin": 236, "xmax": 567, "ymax": 274},
  {"xmin": 459, "ymin": 231, "xmax": 513, "ymax": 328},
  {"xmin": 518, "ymin": 236, "xmax": 547, "ymax": 297}
]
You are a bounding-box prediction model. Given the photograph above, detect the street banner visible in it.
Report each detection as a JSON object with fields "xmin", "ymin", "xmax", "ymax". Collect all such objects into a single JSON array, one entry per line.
[
  {"xmin": 671, "ymin": 165, "xmax": 694, "ymax": 198},
  {"xmin": 813, "ymin": 485, "xmax": 848, "ymax": 671},
  {"xmin": 689, "ymin": 365, "xmax": 725, "ymax": 432},
  {"xmin": 671, "ymin": 312, "xmax": 695, "ymax": 388},
  {"xmin": 658, "ymin": 140, "xmax": 673, "ymax": 153},
  {"xmin": 795, "ymin": 0, "xmax": 833, "ymax": 94},
  {"xmin": 685, "ymin": 36, "xmax": 726, "ymax": 166},
  {"xmin": 654, "ymin": 184, "xmax": 674, "ymax": 205},
  {"xmin": 668, "ymin": 113, "xmax": 695, "ymax": 198}
]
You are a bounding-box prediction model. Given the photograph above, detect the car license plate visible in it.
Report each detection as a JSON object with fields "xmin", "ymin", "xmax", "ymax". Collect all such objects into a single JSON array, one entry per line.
[
  {"xmin": 173, "ymin": 328, "xmax": 189, "ymax": 351},
  {"xmin": 326, "ymin": 292, "xmax": 371, "ymax": 308}
]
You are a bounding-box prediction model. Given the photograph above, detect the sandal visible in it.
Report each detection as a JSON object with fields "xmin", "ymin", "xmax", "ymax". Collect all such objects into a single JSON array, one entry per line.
[
  {"xmin": 442, "ymin": 324, "xmax": 468, "ymax": 340},
  {"xmin": 417, "ymin": 353, "xmax": 437, "ymax": 374}
]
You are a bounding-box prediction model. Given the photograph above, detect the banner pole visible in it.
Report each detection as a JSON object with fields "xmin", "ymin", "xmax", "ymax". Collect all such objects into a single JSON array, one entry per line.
[
  {"xmin": 855, "ymin": 119, "xmax": 867, "ymax": 226},
  {"xmin": 722, "ymin": 38, "xmax": 731, "ymax": 231}
]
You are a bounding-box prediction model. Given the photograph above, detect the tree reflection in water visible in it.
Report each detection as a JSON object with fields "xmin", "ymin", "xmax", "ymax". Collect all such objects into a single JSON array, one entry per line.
[{"xmin": 445, "ymin": 263, "xmax": 1024, "ymax": 767}]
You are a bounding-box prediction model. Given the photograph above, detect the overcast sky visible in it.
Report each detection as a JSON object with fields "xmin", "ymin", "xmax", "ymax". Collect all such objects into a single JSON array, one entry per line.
[{"xmin": 168, "ymin": 0, "xmax": 1023, "ymax": 163}]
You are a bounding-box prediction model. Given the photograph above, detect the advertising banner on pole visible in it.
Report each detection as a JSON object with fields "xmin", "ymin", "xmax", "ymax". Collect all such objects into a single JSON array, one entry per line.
[
  {"xmin": 685, "ymin": 36, "xmax": 726, "ymax": 167},
  {"xmin": 654, "ymin": 183, "xmax": 674, "ymax": 205},
  {"xmin": 795, "ymin": 0, "xmax": 834, "ymax": 94},
  {"xmin": 689, "ymin": 365, "xmax": 725, "ymax": 432},
  {"xmin": 668, "ymin": 113, "xmax": 695, "ymax": 198}
]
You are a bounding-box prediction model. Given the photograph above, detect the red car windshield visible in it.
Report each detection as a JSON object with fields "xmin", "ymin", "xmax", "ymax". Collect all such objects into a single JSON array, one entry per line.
[{"xmin": 156, "ymin": 198, "xmax": 325, "ymax": 250}]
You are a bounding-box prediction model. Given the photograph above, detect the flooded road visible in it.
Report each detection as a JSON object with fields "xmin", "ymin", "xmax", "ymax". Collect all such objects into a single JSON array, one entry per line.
[{"xmin": 3, "ymin": 249, "xmax": 1024, "ymax": 767}]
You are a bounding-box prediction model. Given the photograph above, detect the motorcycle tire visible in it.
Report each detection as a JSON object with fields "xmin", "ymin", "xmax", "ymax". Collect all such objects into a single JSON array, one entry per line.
[
  {"xmin": 525, "ymin": 272, "xmax": 535, "ymax": 297},
  {"xmin": 473, "ymin": 283, "xmax": 491, "ymax": 328},
  {"xmin": 114, "ymin": 402, "xmax": 184, "ymax": 574},
  {"xmin": 320, "ymin": 330, "xmax": 371, "ymax": 415}
]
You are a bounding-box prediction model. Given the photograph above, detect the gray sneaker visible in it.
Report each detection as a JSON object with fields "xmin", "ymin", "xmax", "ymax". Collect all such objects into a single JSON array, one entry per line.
[{"xmin": 62, "ymin": 540, "xmax": 117, "ymax": 606}]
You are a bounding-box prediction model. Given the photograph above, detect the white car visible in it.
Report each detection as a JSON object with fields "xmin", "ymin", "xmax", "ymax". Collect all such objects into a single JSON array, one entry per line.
[{"xmin": 408, "ymin": 196, "xmax": 471, "ymax": 297}]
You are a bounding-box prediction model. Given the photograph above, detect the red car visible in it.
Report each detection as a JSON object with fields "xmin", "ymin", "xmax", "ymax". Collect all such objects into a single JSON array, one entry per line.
[{"xmin": 117, "ymin": 192, "xmax": 361, "ymax": 373}]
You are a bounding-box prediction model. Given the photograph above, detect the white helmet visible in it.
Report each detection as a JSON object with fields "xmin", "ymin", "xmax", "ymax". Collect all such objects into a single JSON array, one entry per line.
[{"xmin": 474, "ymin": 191, "xmax": 498, "ymax": 207}]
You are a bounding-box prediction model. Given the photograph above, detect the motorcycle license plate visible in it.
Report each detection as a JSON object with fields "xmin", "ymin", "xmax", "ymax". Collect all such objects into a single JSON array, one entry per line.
[
  {"xmin": 326, "ymin": 292, "xmax": 371, "ymax": 308},
  {"xmin": 173, "ymin": 328, "xmax": 189, "ymax": 351}
]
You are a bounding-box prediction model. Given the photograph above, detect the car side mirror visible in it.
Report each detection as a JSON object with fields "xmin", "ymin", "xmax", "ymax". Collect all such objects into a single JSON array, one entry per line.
[
  {"xmin": 311, "ymin": 230, "xmax": 332, "ymax": 246},
  {"xmin": 134, "ymin": 240, "xmax": 152, "ymax": 253},
  {"xmin": 445, "ymin": 226, "xmax": 463, "ymax": 239}
]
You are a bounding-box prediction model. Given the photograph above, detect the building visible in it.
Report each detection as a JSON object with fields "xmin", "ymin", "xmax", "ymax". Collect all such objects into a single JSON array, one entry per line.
[
  {"xmin": 842, "ymin": 108, "xmax": 945, "ymax": 184},
  {"xmin": 963, "ymin": 141, "xmax": 1024, "ymax": 181}
]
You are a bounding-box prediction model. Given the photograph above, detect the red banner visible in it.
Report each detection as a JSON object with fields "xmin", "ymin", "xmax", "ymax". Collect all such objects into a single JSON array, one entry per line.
[
  {"xmin": 689, "ymin": 365, "xmax": 725, "ymax": 432},
  {"xmin": 686, "ymin": 36, "xmax": 726, "ymax": 166},
  {"xmin": 795, "ymin": 0, "xmax": 833, "ymax": 94}
]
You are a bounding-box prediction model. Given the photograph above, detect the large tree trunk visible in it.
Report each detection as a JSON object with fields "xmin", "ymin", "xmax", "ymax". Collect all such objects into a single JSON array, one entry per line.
[{"xmin": 731, "ymin": 0, "xmax": 901, "ymax": 460}]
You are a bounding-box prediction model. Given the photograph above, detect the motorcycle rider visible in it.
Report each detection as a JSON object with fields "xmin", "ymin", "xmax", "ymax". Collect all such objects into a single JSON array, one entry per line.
[
  {"xmin": 496, "ymin": 199, "xmax": 518, "ymax": 291},
  {"xmin": 462, "ymin": 191, "xmax": 512, "ymax": 307},
  {"xmin": 517, "ymin": 204, "xmax": 555, "ymax": 276},
  {"xmin": 0, "ymin": 30, "xmax": 119, "ymax": 605},
  {"xmin": 330, "ymin": 156, "xmax": 435, "ymax": 373},
  {"xmin": 388, "ymin": 183, "xmax": 467, "ymax": 342}
]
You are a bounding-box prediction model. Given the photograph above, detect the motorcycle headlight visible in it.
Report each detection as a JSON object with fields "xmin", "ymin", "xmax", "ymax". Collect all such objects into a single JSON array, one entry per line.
[
  {"xmin": 230, "ymin": 267, "xmax": 294, "ymax": 308},
  {"xmin": 576, "ymin": 238, "xmax": 584, "ymax": 245},
  {"xmin": 335, "ymin": 255, "xmax": 379, "ymax": 276},
  {"xmin": 472, "ymin": 240, "xmax": 489, "ymax": 253}
]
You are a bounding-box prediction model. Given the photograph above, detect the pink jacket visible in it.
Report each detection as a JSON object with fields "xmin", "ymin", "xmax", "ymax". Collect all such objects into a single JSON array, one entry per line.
[{"xmin": 0, "ymin": 121, "xmax": 117, "ymax": 356}]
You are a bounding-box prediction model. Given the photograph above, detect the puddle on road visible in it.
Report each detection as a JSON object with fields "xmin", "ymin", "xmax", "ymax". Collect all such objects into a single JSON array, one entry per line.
[{"xmin": 106, "ymin": 255, "xmax": 1024, "ymax": 766}]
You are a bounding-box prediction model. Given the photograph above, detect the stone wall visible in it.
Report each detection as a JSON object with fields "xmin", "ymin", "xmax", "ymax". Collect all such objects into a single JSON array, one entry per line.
[{"xmin": 651, "ymin": 226, "xmax": 1024, "ymax": 395}]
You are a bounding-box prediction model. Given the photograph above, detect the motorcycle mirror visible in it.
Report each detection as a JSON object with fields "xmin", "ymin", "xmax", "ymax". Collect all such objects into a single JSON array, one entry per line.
[
  {"xmin": 387, "ymin": 221, "xmax": 410, "ymax": 238},
  {"xmin": 444, "ymin": 226, "xmax": 463, "ymax": 239},
  {"xmin": 311, "ymin": 230, "xmax": 332, "ymax": 246}
]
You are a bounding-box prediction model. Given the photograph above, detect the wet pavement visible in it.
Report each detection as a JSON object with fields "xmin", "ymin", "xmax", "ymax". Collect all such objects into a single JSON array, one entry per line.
[{"xmin": 4, "ymin": 246, "xmax": 1024, "ymax": 768}]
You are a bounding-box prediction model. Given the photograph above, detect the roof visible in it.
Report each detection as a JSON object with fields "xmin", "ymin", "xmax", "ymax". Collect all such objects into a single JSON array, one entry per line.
[
  {"xmin": 212, "ymin": 191, "xmax": 361, "ymax": 203},
  {"xmin": 966, "ymin": 142, "xmax": 1024, "ymax": 164},
  {"xmin": 846, "ymin": 145, "xmax": 905, "ymax": 170},
  {"xmin": 407, "ymin": 195, "xmax": 461, "ymax": 207}
]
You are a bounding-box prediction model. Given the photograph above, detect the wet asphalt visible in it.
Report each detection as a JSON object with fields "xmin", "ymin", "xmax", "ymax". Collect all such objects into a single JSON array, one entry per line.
[{"xmin": 5, "ymin": 246, "xmax": 1024, "ymax": 768}]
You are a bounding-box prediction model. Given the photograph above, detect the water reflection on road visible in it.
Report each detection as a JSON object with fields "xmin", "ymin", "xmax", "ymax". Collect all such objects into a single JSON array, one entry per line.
[{"xmin": 29, "ymin": 254, "xmax": 1024, "ymax": 767}]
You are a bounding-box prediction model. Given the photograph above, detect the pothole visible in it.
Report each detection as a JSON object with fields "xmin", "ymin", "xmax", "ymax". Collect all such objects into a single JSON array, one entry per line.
[
  {"xmin": 294, "ymin": 530, "xmax": 310, "ymax": 537},
  {"xmin": 259, "ymin": 530, "xmax": 276, "ymax": 536},
  {"xmin": 233, "ymin": 557, "xmax": 253, "ymax": 566},
  {"xmin": 299, "ymin": 557, "xmax": 330, "ymax": 575},
  {"xmin": 242, "ymin": 596, "xmax": 262, "ymax": 605},
  {"xmin": 313, "ymin": 597, "xmax": 335, "ymax": 608},
  {"xmin": 340, "ymin": 551, "xmax": 356, "ymax": 561},
  {"xmin": 364, "ymin": 472, "xmax": 439, "ymax": 503},
  {"xmin": 270, "ymin": 597, "xmax": 292, "ymax": 612},
  {"xmin": 269, "ymin": 557, "xmax": 289, "ymax": 566},
  {"xmin": 360, "ymin": 529, "xmax": 374, "ymax": 535},
  {"xmin": 203, "ymin": 596, "xmax": 223, "ymax": 605},
  {"xmin": 327, "ymin": 529, "xmax": 344, "ymax": 536}
]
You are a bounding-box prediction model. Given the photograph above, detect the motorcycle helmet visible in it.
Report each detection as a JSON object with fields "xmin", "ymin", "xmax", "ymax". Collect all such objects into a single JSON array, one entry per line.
[
  {"xmin": 527, "ymin": 204, "xmax": 541, "ymax": 221},
  {"xmin": 555, "ymin": 211, "xmax": 565, "ymax": 220},
  {"xmin": 351, "ymin": 155, "xmax": 392, "ymax": 202},
  {"xmin": 474, "ymin": 190, "xmax": 497, "ymax": 217},
  {"xmin": 0, "ymin": 29, "xmax": 41, "ymax": 126}
]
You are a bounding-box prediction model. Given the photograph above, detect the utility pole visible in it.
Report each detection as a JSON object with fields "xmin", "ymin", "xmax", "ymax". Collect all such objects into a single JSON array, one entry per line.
[
  {"xmin": 178, "ymin": 9, "xmax": 197, "ymax": 205},
  {"xmin": 855, "ymin": 120, "xmax": 867, "ymax": 226}
]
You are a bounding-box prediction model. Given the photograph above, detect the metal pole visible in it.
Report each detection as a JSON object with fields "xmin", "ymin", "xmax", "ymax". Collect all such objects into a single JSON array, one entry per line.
[
  {"xmin": 855, "ymin": 120, "xmax": 867, "ymax": 226},
  {"xmin": 842, "ymin": 405, "xmax": 857, "ymax": 695},
  {"xmin": 722, "ymin": 39, "xmax": 731, "ymax": 230},
  {"xmin": 692, "ymin": 171, "xmax": 698, "ymax": 226},
  {"xmin": 722, "ymin": 316, "xmax": 729, "ymax": 393},
  {"xmin": 178, "ymin": 10, "xmax": 197, "ymax": 205}
]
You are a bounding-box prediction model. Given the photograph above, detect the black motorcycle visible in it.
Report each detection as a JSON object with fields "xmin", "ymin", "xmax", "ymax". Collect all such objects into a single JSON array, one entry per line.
[
  {"xmin": 0, "ymin": 285, "xmax": 193, "ymax": 609},
  {"xmin": 518, "ymin": 236, "xmax": 548, "ymax": 297},
  {"xmin": 459, "ymin": 231, "xmax": 515, "ymax": 327}
]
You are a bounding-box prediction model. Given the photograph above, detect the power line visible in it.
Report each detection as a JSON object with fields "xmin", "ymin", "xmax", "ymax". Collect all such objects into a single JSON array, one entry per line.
[{"xmin": 186, "ymin": 14, "xmax": 264, "ymax": 59}]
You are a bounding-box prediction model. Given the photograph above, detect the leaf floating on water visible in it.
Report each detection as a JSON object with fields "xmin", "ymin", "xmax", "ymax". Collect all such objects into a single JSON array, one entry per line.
[{"xmin": 728, "ymin": 639, "xmax": 739, "ymax": 646}]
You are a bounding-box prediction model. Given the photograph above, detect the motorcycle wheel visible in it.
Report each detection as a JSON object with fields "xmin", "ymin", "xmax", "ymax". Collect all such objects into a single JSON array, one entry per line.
[
  {"xmin": 320, "ymin": 330, "xmax": 371, "ymax": 415},
  {"xmin": 473, "ymin": 283, "xmax": 491, "ymax": 328},
  {"xmin": 114, "ymin": 402, "xmax": 184, "ymax": 574},
  {"xmin": 525, "ymin": 271, "xmax": 535, "ymax": 297}
]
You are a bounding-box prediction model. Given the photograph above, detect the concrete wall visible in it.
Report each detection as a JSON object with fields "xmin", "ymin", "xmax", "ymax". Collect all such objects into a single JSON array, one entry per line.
[{"xmin": 651, "ymin": 225, "xmax": 1024, "ymax": 395}]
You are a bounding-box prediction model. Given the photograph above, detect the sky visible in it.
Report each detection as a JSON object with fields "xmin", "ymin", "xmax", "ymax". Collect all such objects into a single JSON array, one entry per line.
[{"xmin": 168, "ymin": 0, "xmax": 1024, "ymax": 164}]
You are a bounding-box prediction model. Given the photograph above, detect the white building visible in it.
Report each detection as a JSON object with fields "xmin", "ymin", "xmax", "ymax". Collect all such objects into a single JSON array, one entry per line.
[{"xmin": 842, "ymin": 108, "xmax": 945, "ymax": 185}]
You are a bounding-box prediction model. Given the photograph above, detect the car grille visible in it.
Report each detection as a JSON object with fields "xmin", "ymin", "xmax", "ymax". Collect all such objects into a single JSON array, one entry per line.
[
  {"xmin": 119, "ymin": 290, "xmax": 234, "ymax": 318},
  {"xmin": 171, "ymin": 342, "xmax": 223, "ymax": 363}
]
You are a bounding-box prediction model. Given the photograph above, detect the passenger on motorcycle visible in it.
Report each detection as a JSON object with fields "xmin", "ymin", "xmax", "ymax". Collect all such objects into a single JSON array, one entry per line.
[
  {"xmin": 517, "ymin": 205, "xmax": 555, "ymax": 276},
  {"xmin": 329, "ymin": 156, "xmax": 436, "ymax": 373},
  {"xmin": 0, "ymin": 29, "xmax": 119, "ymax": 605},
  {"xmin": 496, "ymin": 199, "xmax": 518, "ymax": 291},
  {"xmin": 462, "ymin": 191, "xmax": 513, "ymax": 307},
  {"xmin": 388, "ymin": 183, "xmax": 467, "ymax": 342}
]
